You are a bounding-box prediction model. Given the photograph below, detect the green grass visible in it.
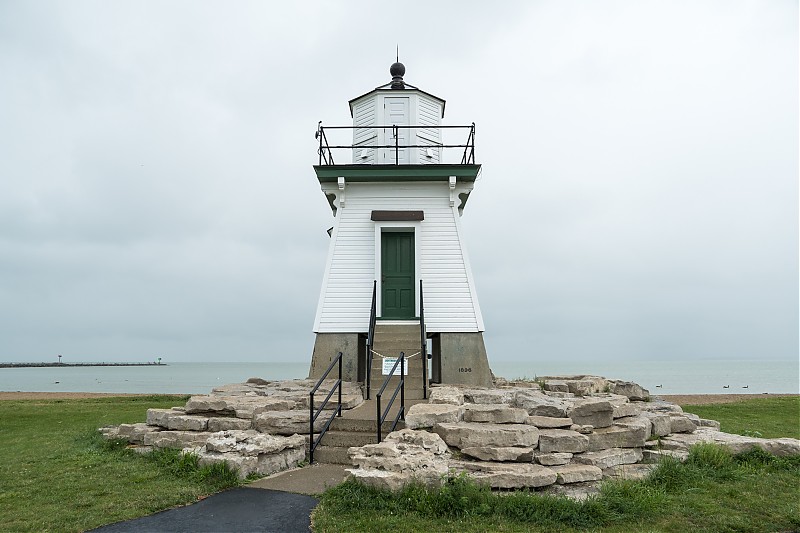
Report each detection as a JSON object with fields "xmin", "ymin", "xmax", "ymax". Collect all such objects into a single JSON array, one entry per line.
[
  {"xmin": 680, "ymin": 396, "xmax": 800, "ymax": 439},
  {"xmin": 313, "ymin": 445, "xmax": 800, "ymax": 532},
  {"xmin": 0, "ymin": 396, "xmax": 241, "ymax": 532}
]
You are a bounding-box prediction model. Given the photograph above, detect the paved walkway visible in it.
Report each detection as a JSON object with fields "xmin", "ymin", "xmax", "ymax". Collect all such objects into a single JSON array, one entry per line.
[{"xmin": 90, "ymin": 464, "xmax": 350, "ymax": 533}]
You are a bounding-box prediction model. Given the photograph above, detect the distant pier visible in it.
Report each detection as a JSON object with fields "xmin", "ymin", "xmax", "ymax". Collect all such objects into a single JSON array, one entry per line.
[{"xmin": 0, "ymin": 362, "xmax": 167, "ymax": 368}]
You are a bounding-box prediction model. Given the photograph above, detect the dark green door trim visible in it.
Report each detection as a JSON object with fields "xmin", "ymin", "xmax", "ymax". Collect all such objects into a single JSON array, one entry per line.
[{"xmin": 381, "ymin": 231, "xmax": 415, "ymax": 319}]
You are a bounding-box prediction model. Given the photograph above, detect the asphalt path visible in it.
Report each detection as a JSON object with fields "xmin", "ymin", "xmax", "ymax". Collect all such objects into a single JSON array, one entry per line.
[{"xmin": 90, "ymin": 487, "xmax": 318, "ymax": 533}]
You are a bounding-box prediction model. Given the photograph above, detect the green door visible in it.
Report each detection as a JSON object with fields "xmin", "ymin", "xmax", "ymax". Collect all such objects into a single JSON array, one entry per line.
[{"xmin": 381, "ymin": 232, "xmax": 415, "ymax": 319}]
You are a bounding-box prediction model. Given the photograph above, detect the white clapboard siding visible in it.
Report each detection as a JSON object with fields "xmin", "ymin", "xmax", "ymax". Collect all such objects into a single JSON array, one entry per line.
[
  {"xmin": 352, "ymin": 99, "xmax": 376, "ymax": 164},
  {"xmin": 417, "ymin": 97, "xmax": 441, "ymax": 164},
  {"xmin": 314, "ymin": 182, "xmax": 483, "ymax": 333}
]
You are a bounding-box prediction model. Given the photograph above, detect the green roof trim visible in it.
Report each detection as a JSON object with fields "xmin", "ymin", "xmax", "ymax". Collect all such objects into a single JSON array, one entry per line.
[{"xmin": 313, "ymin": 164, "xmax": 481, "ymax": 183}]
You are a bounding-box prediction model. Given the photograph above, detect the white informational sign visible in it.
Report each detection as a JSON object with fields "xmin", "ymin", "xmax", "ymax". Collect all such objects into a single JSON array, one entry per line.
[{"xmin": 381, "ymin": 357, "xmax": 407, "ymax": 376}]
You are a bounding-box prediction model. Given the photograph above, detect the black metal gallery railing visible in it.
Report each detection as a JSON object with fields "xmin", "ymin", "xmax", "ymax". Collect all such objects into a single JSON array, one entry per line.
[
  {"xmin": 375, "ymin": 352, "xmax": 405, "ymax": 443},
  {"xmin": 315, "ymin": 123, "xmax": 476, "ymax": 166},
  {"xmin": 419, "ymin": 279, "xmax": 428, "ymax": 400},
  {"xmin": 365, "ymin": 280, "xmax": 377, "ymax": 400},
  {"xmin": 308, "ymin": 352, "xmax": 343, "ymax": 464}
]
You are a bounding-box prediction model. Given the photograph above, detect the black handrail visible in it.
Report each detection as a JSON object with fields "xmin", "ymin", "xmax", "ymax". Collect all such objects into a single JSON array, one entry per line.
[
  {"xmin": 308, "ymin": 352, "xmax": 343, "ymax": 464},
  {"xmin": 460, "ymin": 123, "xmax": 476, "ymax": 165},
  {"xmin": 365, "ymin": 280, "xmax": 377, "ymax": 400},
  {"xmin": 375, "ymin": 352, "xmax": 405, "ymax": 443},
  {"xmin": 315, "ymin": 123, "xmax": 476, "ymax": 166},
  {"xmin": 316, "ymin": 121, "xmax": 334, "ymax": 165},
  {"xmin": 419, "ymin": 279, "xmax": 428, "ymax": 399}
]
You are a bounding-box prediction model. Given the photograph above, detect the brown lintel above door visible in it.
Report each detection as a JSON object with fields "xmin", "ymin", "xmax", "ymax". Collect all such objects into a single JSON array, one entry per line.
[{"xmin": 371, "ymin": 210, "xmax": 424, "ymax": 221}]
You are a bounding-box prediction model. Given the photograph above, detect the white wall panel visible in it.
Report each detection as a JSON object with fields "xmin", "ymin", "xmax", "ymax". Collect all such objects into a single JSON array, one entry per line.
[{"xmin": 314, "ymin": 182, "xmax": 483, "ymax": 334}]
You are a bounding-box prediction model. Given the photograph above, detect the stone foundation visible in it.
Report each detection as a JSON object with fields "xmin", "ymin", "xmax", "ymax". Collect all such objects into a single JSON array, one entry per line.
[
  {"xmin": 100, "ymin": 374, "xmax": 800, "ymax": 491},
  {"xmin": 345, "ymin": 378, "xmax": 800, "ymax": 494}
]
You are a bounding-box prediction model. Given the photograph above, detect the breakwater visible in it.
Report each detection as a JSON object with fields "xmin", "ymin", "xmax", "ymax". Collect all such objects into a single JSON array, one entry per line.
[{"xmin": 1, "ymin": 362, "xmax": 166, "ymax": 368}]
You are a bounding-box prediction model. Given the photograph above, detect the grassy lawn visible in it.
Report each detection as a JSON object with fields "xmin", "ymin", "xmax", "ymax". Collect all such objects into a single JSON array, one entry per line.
[
  {"xmin": 680, "ymin": 396, "xmax": 800, "ymax": 439},
  {"xmin": 0, "ymin": 396, "xmax": 240, "ymax": 532}
]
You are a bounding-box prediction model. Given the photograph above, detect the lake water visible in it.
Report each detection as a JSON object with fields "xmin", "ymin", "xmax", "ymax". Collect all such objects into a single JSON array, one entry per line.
[{"xmin": 0, "ymin": 359, "xmax": 797, "ymax": 396}]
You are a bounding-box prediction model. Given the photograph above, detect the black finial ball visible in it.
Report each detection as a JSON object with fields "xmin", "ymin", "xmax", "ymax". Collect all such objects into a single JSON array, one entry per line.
[{"xmin": 390, "ymin": 62, "xmax": 405, "ymax": 78}]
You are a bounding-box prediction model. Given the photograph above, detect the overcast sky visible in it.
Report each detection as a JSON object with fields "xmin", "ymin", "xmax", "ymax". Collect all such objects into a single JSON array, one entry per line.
[{"xmin": 0, "ymin": 1, "xmax": 797, "ymax": 366}]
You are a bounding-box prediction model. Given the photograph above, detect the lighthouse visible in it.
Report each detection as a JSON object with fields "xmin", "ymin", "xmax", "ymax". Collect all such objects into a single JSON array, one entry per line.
[{"xmin": 308, "ymin": 62, "xmax": 492, "ymax": 396}]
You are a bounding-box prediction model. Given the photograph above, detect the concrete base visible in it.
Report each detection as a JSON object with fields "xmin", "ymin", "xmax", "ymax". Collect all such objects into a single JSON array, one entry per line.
[
  {"xmin": 309, "ymin": 333, "xmax": 362, "ymax": 383},
  {"xmin": 435, "ymin": 332, "xmax": 492, "ymax": 387}
]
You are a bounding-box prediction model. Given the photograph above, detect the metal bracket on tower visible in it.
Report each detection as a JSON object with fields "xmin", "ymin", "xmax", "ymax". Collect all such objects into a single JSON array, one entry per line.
[
  {"xmin": 338, "ymin": 177, "xmax": 346, "ymax": 208},
  {"xmin": 449, "ymin": 176, "xmax": 457, "ymax": 207}
]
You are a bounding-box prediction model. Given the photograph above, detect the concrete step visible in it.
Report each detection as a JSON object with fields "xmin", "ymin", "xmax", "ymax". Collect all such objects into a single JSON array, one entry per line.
[
  {"xmin": 329, "ymin": 416, "xmax": 406, "ymax": 433},
  {"xmin": 374, "ymin": 323, "xmax": 419, "ymax": 332},
  {"xmin": 318, "ymin": 430, "xmax": 378, "ymax": 448},
  {"xmin": 310, "ymin": 445, "xmax": 352, "ymax": 465},
  {"xmin": 369, "ymin": 376, "xmax": 426, "ymax": 390}
]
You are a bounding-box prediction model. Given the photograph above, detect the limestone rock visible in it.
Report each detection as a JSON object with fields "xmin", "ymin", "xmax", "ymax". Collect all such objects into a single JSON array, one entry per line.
[
  {"xmin": 567, "ymin": 399, "xmax": 613, "ymax": 429},
  {"xmin": 602, "ymin": 464, "xmax": 656, "ymax": 480},
  {"xmin": 143, "ymin": 430, "xmax": 214, "ymax": 449},
  {"xmin": 550, "ymin": 464, "xmax": 603, "ymax": 484},
  {"xmin": 570, "ymin": 424, "xmax": 594, "ymax": 434},
  {"xmin": 538, "ymin": 429, "xmax": 590, "ymax": 453},
  {"xmin": 146, "ymin": 409, "xmax": 208, "ymax": 431},
  {"xmin": 612, "ymin": 404, "xmax": 641, "ymax": 419},
  {"xmin": 246, "ymin": 377, "xmax": 270, "ymax": 385},
  {"xmin": 698, "ymin": 418, "xmax": 721, "ymax": 430},
  {"xmin": 405, "ymin": 403, "xmax": 463, "ymax": 429},
  {"xmin": 527, "ymin": 415, "xmax": 573, "ymax": 428},
  {"xmin": 460, "ymin": 446, "xmax": 533, "ymax": 462},
  {"xmin": 596, "ymin": 393, "xmax": 634, "ymax": 408},
  {"xmin": 660, "ymin": 428, "xmax": 800, "ymax": 457},
  {"xmin": 641, "ymin": 412, "xmax": 671, "ymax": 437},
  {"xmin": 641, "ymin": 399, "xmax": 683, "ymax": 414},
  {"xmin": 641, "ymin": 449, "xmax": 690, "ymax": 463},
  {"xmin": 99, "ymin": 426, "xmax": 120, "ymax": 439},
  {"xmin": 463, "ymin": 388, "xmax": 515, "ymax": 405},
  {"xmin": 434, "ymin": 422, "xmax": 539, "ymax": 449},
  {"xmin": 205, "ymin": 430, "xmax": 305, "ymax": 457},
  {"xmin": 546, "ymin": 391, "xmax": 576, "ymax": 399},
  {"xmin": 543, "ymin": 376, "xmax": 609, "ymax": 396},
  {"xmin": 184, "ymin": 396, "xmax": 297, "ymax": 417},
  {"xmin": 609, "ymin": 380, "xmax": 649, "ymax": 401},
  {"xmin": 450, "ymin": 460, "xmax": 558, "ymax": 489},
  {"xmin": 347, "ymin": 430, "xmax": 450, "ymax": 491},
  {"xmin": 387, "ymin": 428, "xmax": 450, "ymax": 455},
  {"xmin": 254, "ymin": 409, "xmax": 333, "ymax": 435},
  {"xmin": 616, "ymin": 416, "xmax": 653, "ymax": 441},
  {"xmin": 573, "ymin": 448, "xmax": 643, "ymax": 469},
  {"xmin": 211, "ymin": 383, "xmax": 263, "ymax": 396},
  {"xmin": 208, "ymin": 417, "xmax": 252, "ymax": 432},
  {"xmin": 514, "ymin": 391, "xmax": 569, "ymax": 418},
  {"xmin": 428, "ymin": 386, "xmax": 465, "ymax": 405},
  {"xmin": 568, "ymin": 378, "xmax": 607, "ymax": 396},
  {"xmin": 544, "ymin": 380, "xmax": 569, "ymax": 393},
  {"xmin": 197, "ymin": 444, "xmax": 304, "ymax": 479},
  {"xmin": 534, "ymin": 452, "xmax": 573, "ymax": 466},
  {"xmin": 184, "ymin": 396, "xmax": 232, "ymax": 414},
  {"xmin": 463, "ymin": 404, "xmax": 528, "ymax": 424},
  {"xmin": 669, "ymin": 415, "xmax": 697, "ymax": 434},
  {"xmin": 115, "ymin": 423, "xmax": 159, "ymax": 445},
  {"xmin": 588, "ymin": 424, "xmax": 648, "ymax": 451}
]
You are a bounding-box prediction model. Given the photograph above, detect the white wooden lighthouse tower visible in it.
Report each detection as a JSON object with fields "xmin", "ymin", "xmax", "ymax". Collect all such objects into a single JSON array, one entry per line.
[{"xmin": 308, "ymin": 62, "xmax": 492, "ymax": 395}]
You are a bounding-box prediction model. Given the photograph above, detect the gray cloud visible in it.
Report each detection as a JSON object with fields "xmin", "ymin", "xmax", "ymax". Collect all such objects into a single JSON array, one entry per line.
[{"xmin": 0, "ymin": 0, "xmax": 796, "ymax": 364}]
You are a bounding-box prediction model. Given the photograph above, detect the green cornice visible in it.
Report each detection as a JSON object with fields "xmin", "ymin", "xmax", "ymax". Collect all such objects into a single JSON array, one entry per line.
[{"xmin": 313, "ymin": 164, "xmax": 481, "ymax": 183}]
